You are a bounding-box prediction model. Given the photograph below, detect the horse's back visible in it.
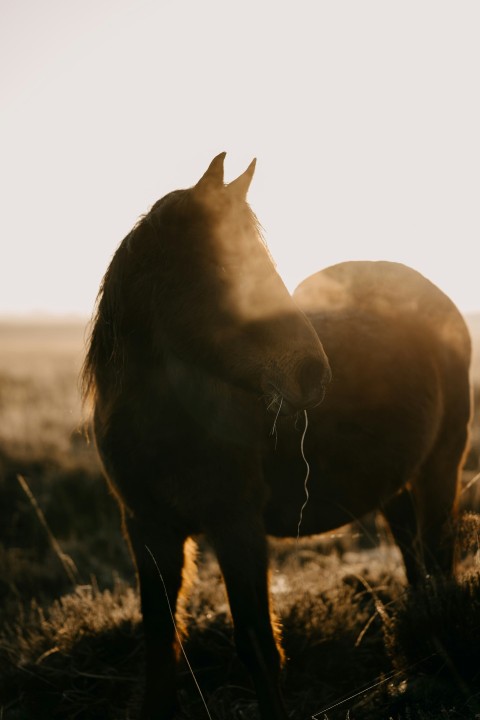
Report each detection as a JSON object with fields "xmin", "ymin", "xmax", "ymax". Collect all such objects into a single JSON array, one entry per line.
[{"xmin": 294, "ymin": 261, "xmax": 471, "ymax": 365}]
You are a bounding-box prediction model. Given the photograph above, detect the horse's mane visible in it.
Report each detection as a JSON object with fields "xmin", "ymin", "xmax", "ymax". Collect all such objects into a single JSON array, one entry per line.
[
  {"xmin": 81, "ymin": 209, "xmax": 153, "ymax": 408},
  {"xmin": 81, "ymin": 189, "xmax": 269, "ymax": 410},
  {"xmin": 81, "ymin": 235, "xmax": 127, "ymax": 408}
]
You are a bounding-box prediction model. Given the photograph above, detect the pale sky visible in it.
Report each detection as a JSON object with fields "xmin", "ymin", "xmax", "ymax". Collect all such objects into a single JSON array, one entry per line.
[{"xmin": 1, "ymin": 0, "xmax": 479, "ymax": 317}]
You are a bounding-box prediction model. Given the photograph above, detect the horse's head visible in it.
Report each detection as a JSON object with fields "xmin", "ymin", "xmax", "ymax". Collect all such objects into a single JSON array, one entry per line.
[{"xmin": 134, "ymin": 153, "xmax": 331, "ymax": 415}]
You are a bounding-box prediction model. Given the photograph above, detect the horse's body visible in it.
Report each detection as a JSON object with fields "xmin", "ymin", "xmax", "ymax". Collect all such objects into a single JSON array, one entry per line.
[
  {"xmin": 265, "ymin": 261, "xmax": 471, "ymax": 586},
  {"xmin": 83, "ymin": 155, "xmax": 471, "ymax": 720}
]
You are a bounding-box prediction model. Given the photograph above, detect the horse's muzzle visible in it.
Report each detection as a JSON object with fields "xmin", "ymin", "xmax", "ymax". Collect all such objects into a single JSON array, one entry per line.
[{"xmin": 265, "ymin": 356, "xmax": 332, "ymax": 416}]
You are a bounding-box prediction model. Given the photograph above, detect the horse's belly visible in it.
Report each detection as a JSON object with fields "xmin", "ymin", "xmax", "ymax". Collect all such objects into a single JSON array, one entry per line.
[
  {"xmin": 263, "ymin": 456, "xmax": 400, "ymax": 538},
  {"xmin": 262, "ymin": 404, "xmax": 434, "ymax": 538}
]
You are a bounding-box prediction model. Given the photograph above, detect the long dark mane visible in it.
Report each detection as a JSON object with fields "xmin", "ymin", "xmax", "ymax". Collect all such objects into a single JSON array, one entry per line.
[
  {"xmin": 82, "ymin": 188, "xmax": 207, "ymax": 408},
  {"xmin": 82, "ymin": 220, "xmax": 143, "ymax": 407}
]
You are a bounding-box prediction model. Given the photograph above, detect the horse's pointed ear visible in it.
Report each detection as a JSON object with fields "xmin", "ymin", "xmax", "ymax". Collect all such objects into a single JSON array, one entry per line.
[
  {"xmin": 196, "ymin": 152, "xmax": 227, "ymax": 189},
  {"xmin": 227, "ymin": 158, "xmax": 257, "ymax": 198}
]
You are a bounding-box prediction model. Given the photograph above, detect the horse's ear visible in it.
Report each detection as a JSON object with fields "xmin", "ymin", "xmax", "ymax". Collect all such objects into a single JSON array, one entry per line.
[
  {"xmin": 227, "ymin": 158, "xmax": 256, "ymax": 198},
  {"xmin": 196, "ymin": 152, "xmax": 227, "ymax": 190}
]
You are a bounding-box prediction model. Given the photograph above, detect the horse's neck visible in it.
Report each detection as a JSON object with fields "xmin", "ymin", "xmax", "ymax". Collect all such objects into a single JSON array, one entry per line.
[{"xmin": 161, "ymin": 348, "xmax": 262, "ymax": 448}]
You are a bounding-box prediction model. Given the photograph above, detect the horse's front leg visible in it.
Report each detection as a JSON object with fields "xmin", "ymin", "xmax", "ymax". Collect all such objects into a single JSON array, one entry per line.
[
  {"xmin": 208, "ymin": 512, "xmax": 288, "ymax": 720},
  {"xmin": 126, "ymin": 515, "xmax": 187, "ymax": 720}
]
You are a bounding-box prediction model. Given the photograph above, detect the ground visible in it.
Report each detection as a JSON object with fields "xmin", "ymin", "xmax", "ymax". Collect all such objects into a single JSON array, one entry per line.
[{"xmin": 0, "ymin": 317, "xmax": 479, "ymax": 720}]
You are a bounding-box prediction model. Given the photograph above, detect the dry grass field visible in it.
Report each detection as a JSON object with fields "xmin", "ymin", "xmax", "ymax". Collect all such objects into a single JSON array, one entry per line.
[{"xmin": 1, "ymin": 316, "xmax": 479, "ymax": 719}]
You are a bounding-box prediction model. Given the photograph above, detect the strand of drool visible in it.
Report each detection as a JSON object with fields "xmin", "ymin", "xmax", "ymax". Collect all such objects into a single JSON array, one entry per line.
[
  {"xmin": 296, "ymin": 409, "xmax": 310, "ymax": 542},
  {"xmin": 145, "ymin": 545, "xmax": 212, "ymax": 720}
]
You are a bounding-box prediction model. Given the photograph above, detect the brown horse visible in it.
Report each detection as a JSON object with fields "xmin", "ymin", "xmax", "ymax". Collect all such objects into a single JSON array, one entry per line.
[{"xmin": 83, "ymin": 154, "xmax": 471, "ymax": 720}]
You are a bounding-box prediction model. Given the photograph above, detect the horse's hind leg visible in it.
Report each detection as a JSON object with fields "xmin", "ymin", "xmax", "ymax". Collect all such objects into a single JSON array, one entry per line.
[
  {"xmin": 208, "ymin": 512, "xmax": 288, "ymax": 720},
  {"xmin": 382, "ymin": 486, "xmax": 422, "ymax": 585},
  {"xmin": 384, "ymin": 422, "xmax": 469, "ymax": 585},
  {"xmin": 126, "ymin": 514, "xmax": 188, "ymax": 720},
  {"xmin": 410, "ymin": 423, "xmax": 468, "ymax": 580}
]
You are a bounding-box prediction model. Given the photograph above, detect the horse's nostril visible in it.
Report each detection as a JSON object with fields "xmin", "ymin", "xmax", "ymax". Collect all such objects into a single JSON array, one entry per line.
[{"xmin": 265, "ymin": 355, "xmax": 330, "ymax": 415}]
